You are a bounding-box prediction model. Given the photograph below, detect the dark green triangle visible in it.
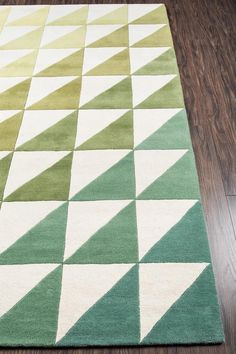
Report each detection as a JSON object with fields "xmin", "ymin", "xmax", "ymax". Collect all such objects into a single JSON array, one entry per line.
[
  {"xmin": 78, "ymin": 110, "xmax": 133, "ymax": 150},
  {"xmin": 132, "ymin": 25, "xmax": 173, "ymax": 47},
  {"xmin": 6, "ymin": 153, "xmax": 73, "ymax": 201},
  {"xmin": 66, "ymin": 201, "xmax": 138, "ymax": 264},
  {"xmin": 0, "ymin": 153, "xmax": 12, "ymax": 200},
  {"xmin": 0, "ymin": 79, "xmax": 31, "ymax": 109},
  {"xmin": 72, "ymin": 151, "xmax": 135, "ymax": 200},
  {"xmin": 0, "ymin": 112, "xmax": 23, "ymax": 150},
  {"xmin": 0, "ymin": 203, "xmax": 68, "ymax": 264},
  {"xmin": 57, "ymin": 265, "xmax": 139, "ymax": 346},
  {"xmin": 132, "ymin": 5, "xmax": 168, "ymax": 24},
  {"xmin": 142, "ymin": 265, "xmax": 224, "ymax": 344},
  {"xmin": 0, "ymin": 266, "xmax": 62, "ymax": 346},
  {"xmin": 89, "ymin": 25, "xmax": 128, "ymax": 47}
]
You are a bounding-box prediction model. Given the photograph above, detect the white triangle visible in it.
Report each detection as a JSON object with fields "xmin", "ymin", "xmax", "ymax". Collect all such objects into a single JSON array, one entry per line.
[
  {"xmin": 128, "ymin": 4, "xmax": 162, "ymax": 23},
  {"xmin": 136, "ymin": 200, "xmax": 197, "ymax": 259},
  {"xmin": 16, "ymin": 110, "xmax": 75, "ymax": 148},
  {"xmin": 3, "ymin": 151, "xmax": 68, "ymax": 198},
  {"xmin": 0, "ymin": 26, "xmax": 39, "ymax": 47},
  {"xmin": 46, "ymin": 5, "xmax": 86, "ymax": 24},
  {"xmin": 40, "ymin": 26, "xmax": 80, "ymax": 48},
  {"xmin": 82, "ymin": 47, "xmax": 125, "ymax": 75},
  {"xmin": 85, "ymin": 24, "xmax": 123, "ymax": 46},
  {"xmin": 0, "ymin": 263, "xmax": 58, "ymax": 318},
  {"xmin": 133, "ymin": 109, "xmax": 182, "ymax": 147},
  {"xmin": 0, "ymin": 201, "xmax": 63, "ymax": 254},
  {"xmin": 0, "ymin": 110, "xmax": 21, "ymax": 123},
  {"xmin": 69, "ymin": 150, "xmax": 131, "ymax": 198},
  {"xmin": 0, "ymin": 50, "xmax": 33, "ymax": 70},
  {"xmin": 0, "ymin": 77, "xmax": 28, "ymax": 94},
  {"xmin": 79, "ymin": 75, "xmax": 126, "ymax": 107},
  {"xmin": 139, "ymin": 263, "xmax": 208, "ymax": 340},
  {"xmin": 64, "ymin": 200, "xmax": 131, "ymax": 260},
  {"xmin": 129, "ymin": 24, "xmax": 165, "ymax": 46},
  {"xmin": 6, "ymin": 5, "xmax": 48, "ymax": 25},
  {"xmin": 0, "ymin": 151, "xmax": 10, "ymax": 160},
  {"xmin": 56, "ymin": 263, "xmax": 133, "ymax": 341},
  {"xmin": 75, "ymin": 109, "xmax": 128, "ymax": 147},
  {"xmin": 131, "ymin": 75, "xmax": 176, "ymax": 107},
  {"xmin": 129, "ymin": 47, "xmax": 170, "ymax": 74},
  {"xmin": 87, "ymin": 4, "xmax": 124, "ymax": 23}
]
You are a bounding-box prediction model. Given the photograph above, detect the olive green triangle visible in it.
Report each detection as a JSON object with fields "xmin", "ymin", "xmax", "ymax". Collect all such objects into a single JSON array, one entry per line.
[
  {"xmin": 132, "ymin": 25, "xmax": 173, "ymax": 47},
  {"xmin": 18, "ymin": 111, "xmax": 77, "ymax": 151},
  {"xmin": 66, "ymin": 202, "xmax": 138, "ymax": 264},
  {"xmin": 89, "ymin": 25, "xmax": 128, "ymax": 47},
  {"xmin": 81, "ymin": 77, "xmax": 132, "ymax": 109},
  {"xmin": 72, "ymin": 151, "xmax": 135, "ymax": 201},
  {"xmin": 48, "ymin": 6, "xmax": 88, "ymax": 25},
  {"xmin": 86, "ymin": 48, "xmax": 130, "ymax": 75},
  {"xmin": 0, "ymin": 27, "xmax": 44, "ymax": 49},
  {"xmin": 0, "ymin": 266, "xmax": 62, "ymax": 346},
  {"xmin": 0, "ymin": 7, "xmax": 10, "ymax": 27},
  {"xmin": 0, "ymin": 112, "xmax": 23, "ymax": 150},
  {"xmin": 78, "ymin": 110, "xmax": 133, "ymax": 150},
  {"xmin": 5, "ymin": 153, "xmax": 73, "ymax": 201},
  {"xmin": 136, "ymin": 76, "xmax": 185, "ymax": 108},
  {"xmin": 0, "ymin": 153, "xmax": 12, "ymax": 200},
  {"xmin": 132, "ymin": 5, "xmax": 168, "ymax": 24},
  {"xmin": 7, "ymin": 7, "xmax": 49, "ymax": 26},
  {"xmin": 0, "ymin": 79, "xmax": 31, "ymax": 109},
  {"xmin": 29, "ymin": 77, "xmax": 81, "ymax": 110},
  {"xmin": 0, "ymin": 203, "xmax": 68, "ymax": 264},
  {"xmin": 43, "ymin": 26, "xmax": 86, "ymax": 49},
  {"xmin": 0, "ymin": 50, "xmax": 38, "ymax": 77},
  {"xmin": 90, "ymin": 5, "xmax": 128, "ymax": 24}
]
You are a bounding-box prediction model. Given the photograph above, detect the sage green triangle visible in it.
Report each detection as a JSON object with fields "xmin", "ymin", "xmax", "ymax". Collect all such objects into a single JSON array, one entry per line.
[
  {"xmin": 18, "ymin": 111, "xmax": 78, "ymax": 151},
  {"xmin": 0, "ymin": 112, "xmax": 23, "ymax": 150},
  {"xmin": 142, "ymin": 202, "xmax": 211, "ymax": 263},
  {"xmin": 90, "ymin": 5, "xmax": 128, "ymax": 24},
  {"xmin": 81, "ymin": 77, "xmax": 132, "ymax": 109},
  {"xmin": 136, "ymin": 76, "xmax": 184, "ymax": 108},
  {"xmin": 0, "ymin": 27, "xmax": 44, "ymax": 49},
  {"xmin": 43, "ymin": 26, "xmax": 86, "ymax": 49},
  {"xmin": 142, "ymin": 266, "xmax": 224, "ymax": 344},
  {"xmin": 5, "ymin": 153, "xmax": 73, "ymax": 201},
  {"xmin": 57, "ymin": 265, "xmax": 139, "ymax": 346},
  {"xmin": 86, "ymin": 48, "xmax": 130, "ymax": 75},
  {"xmin": 0, "ymin": 203, "xmax": 68, "ymax": 264},
  {"xmin": 0, "ymin": 153, "xmax": 12, "ymax": 200},
  {"xmin": 78, "ymin": 110, "xmax": 133, "ymax": 150},
  {"xmin": 0, "ymin": 79, "xmax": 31, "ymax": 109},
  {"xmin": 0, "ymin": 266, "xmax": 62, "ymax": 346},
  {"xmin": 48, "ymin": 6, "xmax": 88, "ymax": 25},
  {"xmin": 0, "ymin": 7, "xmax": 10, "ymax": 27},
  {"xmin": 132, "ymin": 5, "xmax": 168, "ymax": 24},
  {"xmin": 89, "ymin": 25, "xmax": 128, "ymax": 47},
  {"xmin": 66, "ymin": 202, "xmax": 138, "ymax": 264},
  {"xmin": 138, "ymin": 151, "xmax": 200, "ymax": 200},
  {"xmin": 0, "ymin": 50, "xmax": 38, "ymax": 77},
  {"xmin": 7, "ymin": 7, "xmax": 49, "ymax": 26},
  {"xmin": 132, "ymin": 25, "xmax": 173, "ymax": 47},
  {"xmin": 72, "ymin": 151, "xmax": 135, "ymax": 200}
]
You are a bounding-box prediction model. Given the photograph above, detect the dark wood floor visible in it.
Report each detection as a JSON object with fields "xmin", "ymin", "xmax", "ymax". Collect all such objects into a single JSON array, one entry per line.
[{"xmin": 0, "ymin": 0, "xmax": 236, "ymax": 353}]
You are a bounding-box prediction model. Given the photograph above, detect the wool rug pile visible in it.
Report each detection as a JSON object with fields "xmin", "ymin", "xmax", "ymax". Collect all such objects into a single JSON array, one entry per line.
[{"xmin": 0, "ymin": 3, "xmax": 224, "ymax": 347}]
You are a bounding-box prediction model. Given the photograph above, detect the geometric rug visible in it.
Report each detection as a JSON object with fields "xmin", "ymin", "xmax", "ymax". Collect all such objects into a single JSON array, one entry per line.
[{"xmin": 0, "ymin": 4, "xmax": 224, "ymax": 346}]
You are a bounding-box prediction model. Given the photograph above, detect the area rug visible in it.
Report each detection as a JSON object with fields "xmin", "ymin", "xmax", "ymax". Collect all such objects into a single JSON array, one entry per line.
[{"xmin": 0, "ymin": 3, "xmax": 224, "ymax": 347}]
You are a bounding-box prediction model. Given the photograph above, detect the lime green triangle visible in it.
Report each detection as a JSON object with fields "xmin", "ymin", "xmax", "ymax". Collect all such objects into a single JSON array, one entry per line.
[
  {"xmin": 81, "ymin": 77, "xmax": 132, "ymax": 109},
  {"xmin": 136, "ymin": 76, "xmax": 185, "ymax": 108},
  {"xmin": 43, "ymin": 26, "xmax": 86, "ymax": 49},
  {"xmin": 72, "ymin": 151, "xmax": 135, "ymax": 200},
  {"xmin": 0, "ymin": 7, "xmax": 10, "ymax": 27},
  {"xmin": 0, "ymin": 79, "xmax": 31, "ymax": 109},
  {"xmin": 66, "ymin": 202, "xmax": 138, "ymax": 264},
  {"xmin": 89, "ymin": 25, "xmax": 128, "ymax": 47},
  {"xmin": 0, "ymin": 112, "xmax": 23, "ymax": 150},
  {"xmin": 90, "ymin": 5, "xmax": 128, "ymax": 24},
  {"xmin": 0, "ymin": 203, "xmax": 68, "ymax": 264},
  {"xmin": 132, "ymin": 25, "xmax": 173, "ymax": 47},
  {"xmin": 48, "ymin": 6, "xmax": 88, "ymax": 25},
  {"xmin": 0, "ymin": 153, "xmax": 12, "ymax": 200},
  {"xmin": 5, "ymin": 153, "xmax": 73, "ymax": 201},
  {"xmin": 0, "ymin": 27, "xmax": 44, "ymax": 49},
  {"xmin": 86, "ymin": 48, "xmax": 130, "ymax": 75},
  {"xmin": 29, "ymin": 77, "xmax": 81, "ymax": 110},
  {"xmin": 132, "ymin": 5, "xmax": 168, "ymax": 24},
  {"xmin": 0, "ymin": 266, "xmax": 62, "ymax": 346},
  {"xmin": 0, "ymin": 50, "xmax": 38, "ymax": 77},
  {"xmin": 8, "ymin": 7, "xmax": 49, "ymax": 26},
  {"xmin": 18, "ymin": 111, "xmax": 77, "ymax": 151}
]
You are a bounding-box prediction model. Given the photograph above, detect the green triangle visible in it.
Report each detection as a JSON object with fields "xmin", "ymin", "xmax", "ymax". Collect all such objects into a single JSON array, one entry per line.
[
  {"xmin": 132, "ymin": 25, "xmax": 173, "ymax": 47},
  {"xmin": 57, "ymin": 265, "xmax": 139, "ymax": 346},
  {"xmin": 136, "ymin": 76, "xmax": 185, "ymax": 109},
  {"xmin": 0, "ymin": 79, "xmax": 31, "ymax": 109},
  {"xmin": 0, "ymin": 203, "xmax": 68, "ymax": 264},
  {"xmin": 81, "ymin": 77, "xmax": 132, "ymax": 109},
  {"xmin": 142, "ymin": 266, "xmax": 224, "ymax": 344},
  {"xmin": 48, "ymin": 6, "xmax": 88, "ymax": 25},
  {"xmin": 86, "ymin": 48, "xmax": 130, "ymax": 75},
  {"xmin": 132, "ymin": 5, "xmax": 168, "ymax": 24},
  {"xmin": 0, "ymin": 266, "xmax": 62, "ymax": 346},
  {"xmin": 0, "ymin": 153, "xmax": 12, "ymax": 200},
  {"xmin": 0, "ymin": 50, "xmax": 38, "ymax": 77},
  {"xmin": 43, "ymin": 26, "xmax": 86, "ymax": 49},
  {"xmin": 6, "ymin": 153, "xmax": 73, "ymax": 201},
  {"xmin": 89, "ymin": 25, "xmax": 128, "ymax": 47},
  {"xmin": 17, "ymin": 111, "xmax": 78, "ymax": 151},
  {"xmin": 90, "ymin": 5, "xmax": 128, "ymax": 24},
  {"xmin": 66, "ymin": 202, "xmax": 138, "ymax": 264},
  {"xmin": 142, "ymin": 202, "xmax": 211, "ymax": 263},
  {"xmin": 136, "ymin": 110, "xmax": 192, "ymax": 149},
  {"xmin": 8, "ymin": 7, "xmax": 49, "ymax": 26},
  {"xmin": 72, "ymin": 151, "xmax": 135, "ymax": 201},
  {"xmin": 138, "ymin": 151, "xmax": 200, "ymax": 199},
  {"xmin": 0, "ymin": 7, "xmax": 10, "ymax": 27},
  {"xmin": 0, "ymin": 27, "xmax": 44, "ymax": 49},
  {"xmin": 78, "ymin": 110, "xmax": 133, "ymax": 150},
  {"xmin": 0, "ymin": 112, "xmax": 23, "ymax": 150}
]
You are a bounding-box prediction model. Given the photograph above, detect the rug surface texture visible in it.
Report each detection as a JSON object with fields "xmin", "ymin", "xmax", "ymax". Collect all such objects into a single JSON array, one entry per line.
[{"xmin": 0, "ymin": 3, "xmax": 224, "ymax": 346}]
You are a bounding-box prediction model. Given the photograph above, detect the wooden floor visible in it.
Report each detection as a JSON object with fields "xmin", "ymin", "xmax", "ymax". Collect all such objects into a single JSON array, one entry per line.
[{"xmin": 0, "ymin": 0, "xmax": 236, "ymax": 353}]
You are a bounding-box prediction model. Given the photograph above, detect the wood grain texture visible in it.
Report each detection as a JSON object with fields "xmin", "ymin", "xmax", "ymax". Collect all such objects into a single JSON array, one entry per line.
[{"xmin": 0, "ymin": 0, "xmax": 235, "ymax": 353}]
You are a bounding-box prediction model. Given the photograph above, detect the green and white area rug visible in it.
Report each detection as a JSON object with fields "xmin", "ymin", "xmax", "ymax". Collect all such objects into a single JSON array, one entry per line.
[{"xmin": 0, "ymin": 3, "xmax": 224, "ymax": 347}]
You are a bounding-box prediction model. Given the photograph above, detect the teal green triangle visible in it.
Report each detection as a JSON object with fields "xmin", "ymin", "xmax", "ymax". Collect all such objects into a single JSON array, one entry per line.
[
  {"xmin": 0, "ymin": 153, "xmax": 12, "ymax": 200},
  {"xmin": 136, "ymin": 110, "xmax": 192, "ymax": 149},
  {"xmin": 138, "ymin": 151, "xmax": 200, "ymax": 199},
  {"xmin": 66, "ymin": 201, "xmax": 138, "ymax": 264},
  {"xmin": 142, "ymin": 202, "xmax": 211, "ymax": 263},
  {"xmin": 72, "ymin": 151, "xmax": 135, "ymax": 200},
  {"xmin": 142, "ymin": 266, "xmax": 224, "ymax": 344},
  {"xmin": 0, "ymin": 266, "xmax": 62, "ymax": 346},
  {"xmin": 57, "ymin": 265, "xmax": 140, "ymax": 346},
  {"xmin": 0, "ymin": 203, "xmax": 68, "ymax": 264}
]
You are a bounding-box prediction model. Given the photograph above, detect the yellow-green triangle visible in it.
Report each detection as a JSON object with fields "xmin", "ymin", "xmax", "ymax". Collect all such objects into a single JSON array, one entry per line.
[
  {"xmin": 0, "ymin": 112, "xmax": 23, "ymax": 150},
  {"xmin": 0, "ymin": 27, "xmax": 44, "ymax": 50},
  {"xmin": 86, "ymin": 49, "xmax": 130, "ymax": 75},
  {"xmin": 90, "ymin": 5, "xmax": 128, "ymax": 25},
  {"xmin": 48, "ymin": 6, "xmax": 88, "ymax": 25},
  {"xmin": 0, "ymin": 50, "xmax": 38, "ymax": 77},
  {"xmin": 132, "ymin": 5, "xmax": 168, "ymax": 24},
  {"xmin": 132, "ymin": 25, "xmax": 173, "ymax": 47},
  {"xmin": 43, "ymin": 26, "xmax": 86, "ymax": 49},
  {"xmin": 89, "ymin": 25, "xmax": 128, "ymax": 47},
  {"xmin": 0, "ymin": 152, "xmax": 12, "ymax": 200},
  {"xmin": 0, "ymin": 7, "xmax": 10, "ymax": 27},
  {"xmin": 0, "ymin": 79, "xmax": 31, "ymax": 109},
  {"xmin": 7, "ymin": 7, "xmax": 49, "ymax": 26}
]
